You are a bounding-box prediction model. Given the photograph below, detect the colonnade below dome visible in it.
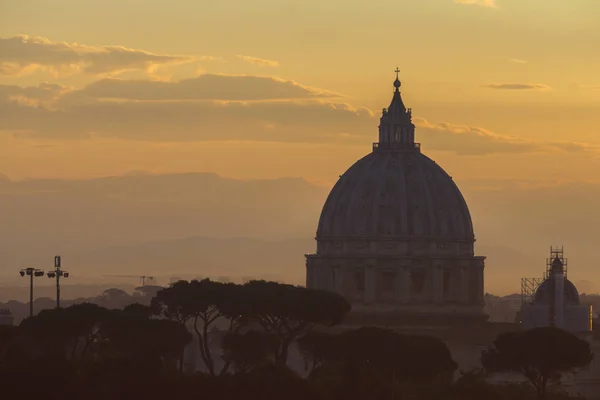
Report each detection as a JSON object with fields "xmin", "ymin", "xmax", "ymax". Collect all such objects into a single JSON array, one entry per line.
[{"xmin": 305, "ymin": 255, "xmax": 485, "ymax": 317}]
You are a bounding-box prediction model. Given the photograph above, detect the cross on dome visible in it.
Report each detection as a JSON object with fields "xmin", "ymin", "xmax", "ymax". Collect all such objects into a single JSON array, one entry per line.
[{"xmin": 394, "ymin": 67, "xmax": 401, "ymax": 89}]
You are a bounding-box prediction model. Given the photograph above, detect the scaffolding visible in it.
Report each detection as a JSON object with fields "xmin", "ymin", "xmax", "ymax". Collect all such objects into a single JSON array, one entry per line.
[
  {"xmin": 520, "ymin": 246, "xmax": 568, "ymax": 305},
  {"xmin": 546, "ymin": 245, "xmax": 568, "ymax": 279},
  {"xmin": 521, "ymin": 277, "xmax": 544, "ymax": 305}
]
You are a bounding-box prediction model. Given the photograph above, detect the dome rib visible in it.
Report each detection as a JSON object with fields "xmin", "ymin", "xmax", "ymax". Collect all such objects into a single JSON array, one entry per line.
[
  {"xmin": 414, "ymin": 153, "xmax": 436, "ymax": 237},
  {"xmin": 369, "ymin": 152, "xmax": 391, "ymax": 236}
]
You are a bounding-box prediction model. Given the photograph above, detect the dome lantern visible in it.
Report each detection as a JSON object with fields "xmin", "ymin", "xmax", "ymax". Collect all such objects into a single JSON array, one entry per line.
[{"xmin": 375, "ymin": 68, "xmax": 417, "ymax": 152}]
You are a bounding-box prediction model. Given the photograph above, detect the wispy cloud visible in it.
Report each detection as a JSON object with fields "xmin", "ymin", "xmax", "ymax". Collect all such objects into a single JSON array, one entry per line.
[
  {"xmin": 414, "ymin": 117, "xmax": 598, "ymax": 156},
  {"xmin": 454, "ymin": 0, "xmax": 497, "ymax": 8},
  {"xmin": 509, "ymin": 58, "xmax": 528, "ymax": 64},
  {"xmin": 197, "ymin": 56, "xmax": 226, "ymax": 62},
  {"xmin": 1, "ymin": 78, "xmax": 597, "ymax": 158},
  {"xmin": 236, "ymin": 55, "xmax": 280, "ymax": 67},
  {"xmin": 57, "ymin": 74, "xmax": 342, "ymax": 103},
  {"xmin": 484, "ymin": 83, "xmax": 551, "ymax": 91},
  {"xmin": 0, "ymin": 35, "xmax": 195, "ymax": 77}
]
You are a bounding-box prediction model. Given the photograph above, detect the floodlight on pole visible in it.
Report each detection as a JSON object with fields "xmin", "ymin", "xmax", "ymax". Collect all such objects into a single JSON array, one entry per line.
[
  {"xmin": 19, "ymin": 267, "xmax": 45, "ymax": 317},
  {"xmin": 47, "ymin": 255, "xmax": 69, "ymax": 309}
]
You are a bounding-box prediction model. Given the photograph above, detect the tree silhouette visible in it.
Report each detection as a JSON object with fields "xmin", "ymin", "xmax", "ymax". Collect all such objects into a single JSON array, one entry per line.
[
  {"xmin": 481, "ymin": 327, "xmax": 593, "ymax": 399},
  {"xmin": 99, "ymin": 306, "xmax": 192, "ymax": 370},
  {"xmin": 19, "ymin": 302, "xmax": 112, "ymax": 365},
  {"xmin": 298, "ymin": 327, "xmax": 457, "ymax": 400},
  {"xmin": 222, "ymin": 330, "xmax": 278, "ymax": 374},
  {"xmin": 152, "ymin": 279, "xmax": 243, "ymax": 376},
  {"xmin": 239, "ymin": 280, "xmax": 350, "ymax": 365},
  {"xmin": 297, "ymin": 330, "xmax": 332, "ymax": 373}
]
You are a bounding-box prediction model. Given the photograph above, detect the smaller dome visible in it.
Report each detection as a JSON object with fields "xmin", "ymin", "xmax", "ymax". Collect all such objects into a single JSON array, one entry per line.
[{"xmin": 533, "ymin": 278, "xmax": 580, "ymax": 306}]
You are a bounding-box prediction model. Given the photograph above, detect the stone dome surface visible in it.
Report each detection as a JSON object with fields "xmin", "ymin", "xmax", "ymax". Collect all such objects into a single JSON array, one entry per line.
[
  {"xmin": 533, "ymin": 278, "xmax": 580, "ymax": 306},
  {"xmin": 316, "ymin": 150, "xmax": 474, "ymax": 242}
]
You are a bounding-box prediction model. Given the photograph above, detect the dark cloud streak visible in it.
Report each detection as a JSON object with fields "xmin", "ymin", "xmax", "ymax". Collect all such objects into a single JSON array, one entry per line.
[
  {"xmin": 484, "ymin": 83, "xmax": 551, "ymax": 90},
  {"xmin": 0, "ymin": 35, "xmax": 193, "ymax": 76}
]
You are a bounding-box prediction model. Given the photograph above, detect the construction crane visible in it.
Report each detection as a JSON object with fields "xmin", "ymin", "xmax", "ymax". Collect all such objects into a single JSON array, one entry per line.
[{"xmin": 103, "ymin": 274, "xmax": 157, "ymax": 286}]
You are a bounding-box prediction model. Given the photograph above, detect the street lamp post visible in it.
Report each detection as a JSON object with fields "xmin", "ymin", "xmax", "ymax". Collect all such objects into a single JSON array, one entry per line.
[
  {"xmin": 47, "ymin": 255, "xmax": 69, "ymax": 308},
  {"xmin": 19, "ymin": 267, "xmax": 45, "ymax": 317}
]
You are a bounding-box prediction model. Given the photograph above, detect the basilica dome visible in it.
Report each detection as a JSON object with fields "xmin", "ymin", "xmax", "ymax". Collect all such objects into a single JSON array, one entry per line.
[
  {"xmin": 306, "ymin": 71, "xmax": 485, "ymax": 319},
  {"xmin": 315, "ymin": 71, "xmax": 474, "ymax": 257},
  {"xmin": 317, "ymin": 150, "xmax": 474, "ymax": 243}
]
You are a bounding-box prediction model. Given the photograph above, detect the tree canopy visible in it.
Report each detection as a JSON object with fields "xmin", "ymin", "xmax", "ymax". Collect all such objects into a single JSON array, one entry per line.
[
  {"xmin": 0, "ymin": 281, "xmax": 593, "ymax": 400},
  {"xmin": 152, "ymin": 279, "xmax": 351, "ymax": 374},
  {"xmin": 481, "ymin": 327, "xmax": 594, "ymax": 400}
]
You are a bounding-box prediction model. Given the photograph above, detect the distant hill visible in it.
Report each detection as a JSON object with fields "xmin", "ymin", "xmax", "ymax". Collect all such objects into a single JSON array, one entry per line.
[
  {"xmin": 71, "ymin": 236, "xmax": 314, "ymax": 285},
  {"xmin": 0, "ymin": 172, "xmax": 598, "ymax": 296},
  {"xmin": 0, "ymin": 172, "xmax": 328, "ymax": 269}
]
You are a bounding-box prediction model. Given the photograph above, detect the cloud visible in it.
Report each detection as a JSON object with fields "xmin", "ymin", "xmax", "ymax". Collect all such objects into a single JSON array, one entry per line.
[
  {"xmin": 0, "ymin": 76, "xmax": 369, "ymax": 141},
  {"xmin": 0, "ymin": 82, "xmax": 70, "ymax": 108},
  {"xmin": 509, "ymin": 58, "xmax": 528, "ymax": 64},
  {"xmin": 59, "ymin": 74, "xmax": 342, "ymax": 103},
  {"xmin": 0, "ymin": 76, "xmax": 596, "ymax": 157},
  {"xmin": 484, "ymin": 83, "xmax": 551, "ymax": 90},
  {"xmin": 236, "ymin": 55, "xmax": 279, "ymax": 67},
  {"xmin": 414, "ymin": 117, "xmax": 598, "ymax": 156},
  {"xmin": 197, "ymin": 56, "xmax": 226, "ymax": 62},
  {"xmin": 0, "ymin": 35, "xmax": 194, "ymax": 77},
  {"xmin": 454, "ymin": 0, "xmax": 497, "ymax": 8}
]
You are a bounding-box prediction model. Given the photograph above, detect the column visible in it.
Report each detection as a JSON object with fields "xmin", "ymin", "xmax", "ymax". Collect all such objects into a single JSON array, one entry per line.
[
  {"xmin": 460, "ymin": 267, "xmax": 469, "ymax": 304},
  {"xmin": 307, "ymin": 265, "xmax": 316, "ymax": 290},
  {"xmin": 393, "ymin": 268, "xmax": 401, "ymax": 302},
  {"xmin": 334, "ymin": 266, "xmax": 346, "ymax": 296},
  {"xmin": 399, "ymin": 266, "xmax": 411, "ymax": 303},
  {"xmin": 477, "ymin": 265, "xmax": 484, "ymax": 305},
  {"xmin": 365, "ymin": 265, "xmax": 376, "ymax": 303},
  {"xmin": 431, "ymin": 265, "xmax": 443, "ymax": 303},
  {"xmin": 438, "ymin": 266, "xmax": 445, "ymax": 304}
]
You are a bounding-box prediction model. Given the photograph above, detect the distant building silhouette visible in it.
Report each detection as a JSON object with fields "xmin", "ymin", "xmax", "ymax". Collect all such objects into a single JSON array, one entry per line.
[
  {"xmin": 0, "ymin": 308, "xmax": 14, "ymax": 326},
  {"xmin": 521, "ymin": 247, "xmax": 592, "ymax": 332}
]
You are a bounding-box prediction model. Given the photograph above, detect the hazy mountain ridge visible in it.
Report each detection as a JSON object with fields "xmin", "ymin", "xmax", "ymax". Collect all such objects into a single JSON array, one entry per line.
[
  {"xmin": 0, "ymin": 172, "xmax": 598, "ymax": 295},
  {"xmin": 0, "ymin": 172, "xmax": 327, "ymax": 252}
]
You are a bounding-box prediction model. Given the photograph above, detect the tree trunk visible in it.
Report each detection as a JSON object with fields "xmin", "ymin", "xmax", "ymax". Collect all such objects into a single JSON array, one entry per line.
[
  {"xmin": 194, "ymin": 317, "xmax": 215, "ymax": 377},
  {"xmin": 276, "ymin": 337, "xmax": 292, "ymax": 366},
  {"xmin": 538, "ymin": 376, "xmax": 548, "ymax": 400},
  {"xmin": 179, "ymin": 347, "xmax": 184, "ymax": 374},
  {"xmin": 202, "ymin": 323, "xmax": 215, "ymax": 375}
]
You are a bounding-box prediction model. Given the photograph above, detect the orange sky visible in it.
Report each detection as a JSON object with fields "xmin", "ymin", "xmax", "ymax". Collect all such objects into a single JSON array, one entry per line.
[{"xmin": 0, "ymin": 0, "xmax": 599, "ymax": 293}]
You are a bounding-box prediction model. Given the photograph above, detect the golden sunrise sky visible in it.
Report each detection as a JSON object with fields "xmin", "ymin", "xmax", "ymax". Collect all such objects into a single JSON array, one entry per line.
[
  {"xmin": 1, "ymin": 0, "xmax": 599, "ymax": 184},
  {"xmin": 1, "ymin": 0, "xmax": 600, "ymax": 293}
]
